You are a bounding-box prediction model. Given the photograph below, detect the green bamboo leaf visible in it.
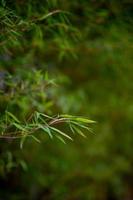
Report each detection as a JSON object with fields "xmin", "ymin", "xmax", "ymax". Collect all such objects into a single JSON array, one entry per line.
[
  {"xmin": 38, "ymin": 10, "xmax": 64, "ymax": 21},
  {"xmin": 34, "ymin": 111, "xmax": 40, "ymax": 121},
  {"xmin": 6, "ymin": 111, "xmax": 20, "ymax": 123},
  {"xmin": 61, "ymin": 115, "xmax": 95, "ymax": 124},
  {"xmin": 55, "ymin": 135, "xmax": 66, "ymax": 144},
  {"xmin": 71, "ymin": 125, "xmax": 86, "ymax": 138},
  {"xmin": 20, "ymin": 135, "xmax": 27, "ymax": 149},
  {"xmin": 71, "ymin": 121, "xmax": 93, "ymax": 133},
  {"xmin": 29, "ymin": 135, "xmax": 41, "ymax": 143},
  {"xmin": 60, "ymin": 114, "xmax": 73, "ymax": 118},
  {"xmin": 74, "ymin": 118, "xmax": 95, "ymax": 124},
  {"xmin": 39, "ymin": 125, "xmax": 53, "ymax": 139},
  {"xmin": 13, "ymin": 123, "xmax": 27, "ymax": 132},
  {"xmin": 50, "ymin": 127, "xmax": 73, "ymax": 140},
  {"xmin": 19, "ymin": 160, "xmax": 28, "ymax": 171},
  {"xmin": 40, "ymin": 113, "xmax": 54, "ymax": 119},
  {"xmin": 69, "ymin": 123, "xmax": 75, "ymax": 134}
]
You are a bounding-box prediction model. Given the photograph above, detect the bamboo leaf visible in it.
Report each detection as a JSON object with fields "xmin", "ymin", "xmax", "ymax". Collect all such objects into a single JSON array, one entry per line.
[
  {"xmin": 74, "ymin": 118, "xmax": 96, "ymax": 124},
  {"xmin": 72, "ymin": 125, "xmax": 86, "ymax": 138},
  {"xmin": 39, "ymin": 124, "xmax": 53, "ymax": 139},
  {"xmin": 6, "ymin": 111, "xmax": 20, "ymax": 123},
  {"xmin": 40, "ymin": 113, "xmax": 54, "ymax": 119},
  {"xmin": 13, "ymin": 122, "xmax": 27, "ymax": 132},
  {"xmin": 50, "ymin": 127, "xmax": 73, "ymax": 140},
  {"xmin": 29, "ymin": 135, "xmax": 41, "ymax": 143},
  {"xmin": 71, "ymin": 121, "xmax": 93, "ymax": 133},
  {"xmin": 69, "ymin": 123, "xmax": 75, "ymax": 134},
  {"xmin": 55, "ymin": 135, "xmax": 66, "ymax": 144},
  {"xmin": 20, "ymin": 134, "xmax": 27, "ymax": 149}
]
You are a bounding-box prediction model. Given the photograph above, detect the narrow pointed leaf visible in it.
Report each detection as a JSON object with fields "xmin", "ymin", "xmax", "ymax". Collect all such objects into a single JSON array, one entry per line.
[
  {"xmin": 50, "ymin": 127, "xmax": 73, "ymax": 140},
  {"xmin": 6, "ymin": 111, "xmax": 20, "ymax": 123}
]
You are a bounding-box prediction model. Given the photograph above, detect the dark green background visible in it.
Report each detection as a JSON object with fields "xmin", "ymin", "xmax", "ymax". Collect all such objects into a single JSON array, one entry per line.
[{"xmin": 0, "ymin": 0, "xmax": 133, "ymax": 199}]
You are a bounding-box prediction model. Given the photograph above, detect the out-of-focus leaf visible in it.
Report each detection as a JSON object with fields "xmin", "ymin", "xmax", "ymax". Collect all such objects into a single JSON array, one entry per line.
[{"xmin": 6, "ymin": 111, "xmax": 20, "ymax": 123}]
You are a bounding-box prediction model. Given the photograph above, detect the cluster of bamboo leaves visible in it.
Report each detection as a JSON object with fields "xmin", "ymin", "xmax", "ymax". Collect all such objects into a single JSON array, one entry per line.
[
  {"xmin": 0, "ymin": 70, "xmax": 95, "ymax": 147},
  {"xmin": 0, "ymin": 110, "xmax": 95, "ymax": 148},
  {"xmin": 0, "ymin": 1, "xmax": 94, "ymax": 147},
  {"xmin": 0, "ymin": 1, "xmax": 80, "ymax": 58}
]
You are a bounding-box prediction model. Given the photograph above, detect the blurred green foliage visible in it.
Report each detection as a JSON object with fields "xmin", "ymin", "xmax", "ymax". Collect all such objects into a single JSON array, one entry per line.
[{"xmin": 0, "ymin": 0, "xmax": 133, "ymax": 199}]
